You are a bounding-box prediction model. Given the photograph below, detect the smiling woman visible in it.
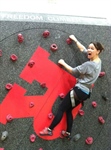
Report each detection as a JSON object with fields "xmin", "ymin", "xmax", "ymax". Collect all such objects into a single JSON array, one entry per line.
[{"xmin": 87, "ymin": 42, "xmax": 104, "ymax": 61}]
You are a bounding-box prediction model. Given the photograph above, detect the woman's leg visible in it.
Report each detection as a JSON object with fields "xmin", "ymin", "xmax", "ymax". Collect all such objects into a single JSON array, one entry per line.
[
  {"xmin": 39, "ymin": 91, "xmax": 72, "ymax": 136},
  {"xmin": 65, "ymin": 86, "xmax": 90, "ymax": 134},
  {"xmin": 48, "ymin": 87, "xmax": 89, "ymax": 136},
  {"xmin": 49, "ymin": 107, "xmax": 64, "ymax": 130},
  {"xmin": 49, "ymin": 91, "xmax": 72, "ymax": 130},
  {"xmin": 39, "ymin": 87, "xmax": 86, "ymax": 136},
  {"xmin": 66, "ymin": 108, "xmax": 73, "ymax": 133}
]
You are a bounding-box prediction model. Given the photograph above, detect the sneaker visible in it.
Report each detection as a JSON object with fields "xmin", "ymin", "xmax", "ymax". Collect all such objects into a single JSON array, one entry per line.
[
  {"xmin": 61, "ymin": 130, "xmax": 71, "ymax": 140},
  {"xmin": 39, "ymin": 127, "xmax": 53, "ymax": 136}
]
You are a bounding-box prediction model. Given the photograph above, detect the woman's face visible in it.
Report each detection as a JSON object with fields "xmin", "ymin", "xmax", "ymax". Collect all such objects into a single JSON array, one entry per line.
[{"xmin": 87, "ymin": 43, "xmax": 100, "ymax": 60}]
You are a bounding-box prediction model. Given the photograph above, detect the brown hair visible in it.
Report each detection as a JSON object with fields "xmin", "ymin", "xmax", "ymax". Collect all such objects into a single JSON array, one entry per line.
[{"xmin": 91, "ymin": 42, "xmax": 104, "ymax": 54}]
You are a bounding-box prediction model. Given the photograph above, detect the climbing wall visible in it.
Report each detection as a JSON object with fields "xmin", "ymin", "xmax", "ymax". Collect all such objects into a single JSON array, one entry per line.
[{"xmin": 0, "ymin": 21, "xmax": 111, "ymax": 150}]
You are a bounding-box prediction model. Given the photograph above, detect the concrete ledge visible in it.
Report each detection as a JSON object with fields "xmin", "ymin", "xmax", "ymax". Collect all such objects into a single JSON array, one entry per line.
[{"xmin": 0, "ymin": 11, "xmax": 111, "ymax": 26}]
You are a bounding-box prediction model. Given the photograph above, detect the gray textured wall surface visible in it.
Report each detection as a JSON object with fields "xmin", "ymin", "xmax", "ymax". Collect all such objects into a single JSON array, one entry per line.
[{"xmin": 0, "ymin": 20, "xmax": 111, "ymax": 150}]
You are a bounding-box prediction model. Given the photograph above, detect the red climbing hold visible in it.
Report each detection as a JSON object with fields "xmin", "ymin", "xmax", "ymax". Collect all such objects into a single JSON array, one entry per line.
[
  {"xmin": 98, "ymin": 116, "xmax": 105, "ymax": 124},
  {"xmin": 78, "ymin": 109, "xmax": 84, "ymax": 116},
  {"xmin": 10, "ymin": 54, "xmax": 18, "ymax": 61},
  {"xmin": 0, "ymin": 49, "xmax": 2, "ymax": 56},
  {"xmin": 66, "ymin": 38, "xmax": 73, "ymax": 45},
  {"xmin": 58, "ymin": 63, "xmax": 63, "ymax": 68},
  {"xmin": 59, "ymin": 93, "xmax": 65, "ymax": 99},
  {"xmin": 40, "ymin": 82, "xmax": 46, "ymax": 88},
  {"xmin": 99, "ymin": 72, "xmax": 105, "ymax": 77},
  {"xmin": 5, "ymin": 83, "xmax": 13, "ymax": 90},
  {"xmin": 30, "ymin": 134, "xmax": 36, "ymax": 142},
  {"xmin": 91, "ymin": 84, "xmax": 94, "ymax": 88},
  {"xmin": 28, "ymin": 60, "xmax": 35, "ymax": 68},
  {"xmin": 85, "ymin": 137, "xmax": 93, "ymax": 145},
  {"xmin": 29, "ymin": 102, "xmax": 34, "ymax": 108},
  {"xmin": 39, "ymin": 148, "xmax": 43, "ymax": 150},
  {"xmin": 0, "ymin": 148, "xmax": 4, "ymax": 150},
  {"xmin": 50, "ymin": 44, "xmax": 58, "ymax": 52},
  {"xmin": 42, "ymin": 30, "xmax": 50, "ymax": 38},
  {"xmin": 48, "ymin": 113, "xmax": 53, "ymax": 119},
  {"xmin": 92, "ymin": 101, "xmax": 97, "ymax": 108},
  {"xmin": 17, "ymin": 33, "xmax": 24, "ymax": 43},
  {"xmin": 6, "ymin": 114, "xmax": 13, "ymax": 122}
]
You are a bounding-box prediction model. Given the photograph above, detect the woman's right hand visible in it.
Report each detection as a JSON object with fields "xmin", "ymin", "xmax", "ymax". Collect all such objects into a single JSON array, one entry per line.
[{"xmin": 58, "ymin": 59, "xmax": 65, "ymax": 66}]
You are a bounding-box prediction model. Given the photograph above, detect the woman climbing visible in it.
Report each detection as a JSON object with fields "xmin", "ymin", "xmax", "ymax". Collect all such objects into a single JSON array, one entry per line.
[{"xmin": 39, "ymin": 34, "xmax": 104, "ymax": 139}]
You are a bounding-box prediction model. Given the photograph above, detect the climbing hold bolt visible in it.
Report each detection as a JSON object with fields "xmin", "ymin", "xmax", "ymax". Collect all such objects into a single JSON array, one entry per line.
[
  {"xmin": 66, "ymin": 38, "xmax": 73, "ymax": 45},
  {"xmin": 30, "ymin": 134, "xmax": 36, "ymax": 142},
  {"xmin": 99, "ymin": 72, "xmax": 105, "ymax": 77},
  {"xmin": 6, "ymin": 114, "xmax": 13, "ymax": 122},
  {"xmin": 1, "ymin": 131, "xmax": 8, "ymax": 141},
  {"xmin": 98, "ymin": 116, "xmax": 105, "ymax": 124},
  {"xmin": 28, "ymin": 60, "xmax": 35, "ymax": 68},
  {"xmin": 17, "ymin": 33, "xmax": 24, "ymax": 43},
  {"xmin": 92, "ymin": 101, "xmax": 97, "ymax": 108},
  {"xmin": 78, "ymin": 109, "xmax": 84, "ymax": 116},
  {"xmin": 48, "ymin": 113, "xmax": 53, "ymax": 119},
  {"xmin": 29, "ymin": 102, "xmax": 34, "ymax": 108},
  {"xmin": 10, "ymin": 54, "xmax": 18, "ymax": 61},
  {"xmin": 85, "ymin": 137, "xmax": 93, "ymax": 145},
  {"xmin": 5, "ymin": 83, "xmax": 13, "ymax": 90},
  {"xmin": 50, "ymin": 44, "xmax": 58, "ymax": 52},
  {"xmin": 42, "ymin": 30, "xmax": 50, "ymax": 38}
]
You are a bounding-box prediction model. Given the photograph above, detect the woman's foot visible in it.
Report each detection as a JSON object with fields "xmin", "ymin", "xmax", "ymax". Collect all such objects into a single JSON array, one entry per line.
[
  {"xmin": 39, "ymin": 127, "xmax": 53, "ymax": 136},
  {"xmin": 61, "ymin": 130, "xmax": 71, "ymax": 140}
]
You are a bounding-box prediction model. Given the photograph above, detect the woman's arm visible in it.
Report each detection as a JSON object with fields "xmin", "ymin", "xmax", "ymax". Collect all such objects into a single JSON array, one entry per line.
[
  {"xmin": 69, "ymin": 35, "xmax": 86, "ymax": 52},
  {"xmin": 58, "ymin": 59, "xmax": 80, "ymax": 77},
  {"xmin": 58, "ymin": 59, "xmax": 73, "ymax": 74}
]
